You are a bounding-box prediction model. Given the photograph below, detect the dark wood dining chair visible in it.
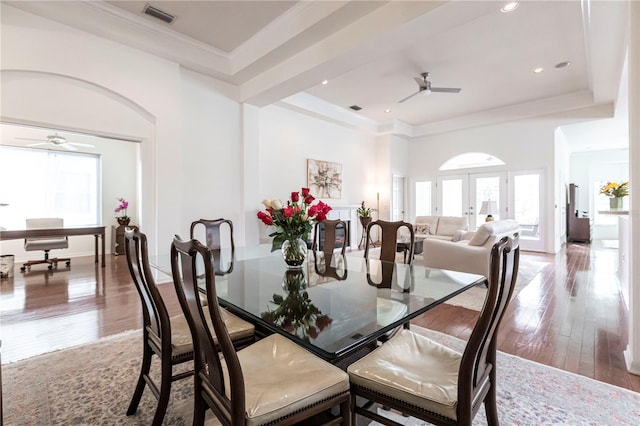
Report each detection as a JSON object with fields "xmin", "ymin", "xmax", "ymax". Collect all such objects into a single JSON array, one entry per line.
[
  {"xmin": 171, "ymin": 235, "xmax": 352, "ymax": 426},
  {"xmin": 124, "ymin": 229, "xmax": 254, "ymax": 425},
  {"xmin": 348, "ymin": 233, "xmax": 520, "ymax": 426},
  {"xmin": 312, "ymin": 218, "xmax": 348, "ymax": 255},
  {"xmin": 190, "ymin": 218, "xmax": 235, "ymax": 274},
  {"xmin": 363, "ymin": 220, "xmax": 415, "ymax": 264}
]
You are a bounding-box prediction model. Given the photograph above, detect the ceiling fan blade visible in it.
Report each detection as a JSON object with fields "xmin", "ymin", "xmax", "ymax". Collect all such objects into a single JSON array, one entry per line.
[
  {"xmin": 26, "ymin": 142, "xmax": 48, "ymax": 147},
  {"xmin": 430, "ymin": 87, "xmax": 461, "ymax": 93},
  {"xmin": 413, "ymin": 76, "xmax": 427, "ymax": 90},
  {"xmin": 398, "ymin": 90, "xmax": 422, "ymax": 103},
  {"xmin": 68, "ymin": 142, "xmax": 94, "ymax": 148},
  {"xmin": 62, "ymin": 143, "xmax": 78, "ymax": 151}
]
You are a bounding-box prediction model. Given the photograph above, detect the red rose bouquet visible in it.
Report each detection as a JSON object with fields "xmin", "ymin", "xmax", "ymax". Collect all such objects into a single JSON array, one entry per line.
[{"xmin": 257, "ymin": 187, "xmax": 332, "ymax": 252}]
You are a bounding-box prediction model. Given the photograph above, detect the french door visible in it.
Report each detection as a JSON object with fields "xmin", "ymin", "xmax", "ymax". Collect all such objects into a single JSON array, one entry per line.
[
  {"xmin": 436, "ymin": 172, "xmax": 507, "ymax": 230},
  {"xmin": 391, "ymin": 175, "xmax": 406, "ymax": 221},
  {"xmin": 433, "ymin": 170, "xmax": 545, "ymax": 250}
]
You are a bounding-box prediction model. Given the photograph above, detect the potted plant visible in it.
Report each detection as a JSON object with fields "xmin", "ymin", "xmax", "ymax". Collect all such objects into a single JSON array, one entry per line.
[
  {"xmin": 114, "ymin": 197, "xmax": 130, "ymax": 226},
  {"xmin": 599, "ymin": 181, "xmax": 629, "ymax": 209},
  {"xmin": 357, "ymin": 201, "xmax": 372, "ymax": 227}
]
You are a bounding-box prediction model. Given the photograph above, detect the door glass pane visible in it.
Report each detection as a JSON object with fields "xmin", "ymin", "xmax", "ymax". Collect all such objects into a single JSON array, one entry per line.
[
  {"xmin": 392, "ymin": 176, "xmax": 405, "ymax": 221},
  {"xmin": 475, "ymin": 177, "xmax": 500, "ymax": 224},
  {"xmin": 415, "ymin": 181, "xmax": 432, "ymax": 216},
  {"xmin": 441, "ymin": 179, "xmax": 462, "ymax": 216},
  {"xmin": 514, "ymin": 174, "xmax": 540, "ymax": 238}
]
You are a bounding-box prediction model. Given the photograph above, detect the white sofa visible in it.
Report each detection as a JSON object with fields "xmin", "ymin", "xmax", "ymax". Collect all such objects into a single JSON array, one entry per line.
[
  {"xmin": 422, "ymin": 219, "xmax": 520, "ymax": 280},
  {"xmin": 413, "ymin": 215, "xmax": 468, "ymax": 242}
]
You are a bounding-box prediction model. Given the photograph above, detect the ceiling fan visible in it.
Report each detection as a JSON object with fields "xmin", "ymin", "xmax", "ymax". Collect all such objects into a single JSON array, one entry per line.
[
  {"xmin": 17, "ymin": 133, "xmax": 94, "ymax": 151},
  {"xmin": 398, "ymin": 72, "xmax": 461, "ymax": 103}
]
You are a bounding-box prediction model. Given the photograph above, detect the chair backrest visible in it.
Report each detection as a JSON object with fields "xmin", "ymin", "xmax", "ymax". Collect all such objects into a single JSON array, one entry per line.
[
  {"xmin": 457, "ymin": 233, "xmax": 519, "ymax": 420},
  {"xmin": 363, "ymin": 220, "xmax": 415, "ymax": 264},
  {"xmin": 190, "ymin": 218, "xmax": 235, "ymax": 274},
  {"xmin": 312, "ymin": 219, "xmax": 347, "ymax": 255},
  {"xmin": 312, "ymin": 251, "xmax": 348, "ymax": 280},
  {"xmin": 124, "ymin": 228, "xmax": 171, "ymax": 347},
  {"xmin": 24, "ymin": 218, "xmax": 68, "ymax": 249},
  {"xmin": 171, "ymin": 235, "xmax": 246, "ymax": 424},
  {"xmin": 26, "ymin": 218, "xmax": 64, "ymax": 230}
]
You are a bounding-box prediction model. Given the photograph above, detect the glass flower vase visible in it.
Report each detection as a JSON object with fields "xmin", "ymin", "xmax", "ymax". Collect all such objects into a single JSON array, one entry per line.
[{"xmin": 281, "ymin": 237, "xmax": 307, "ymax": 269}]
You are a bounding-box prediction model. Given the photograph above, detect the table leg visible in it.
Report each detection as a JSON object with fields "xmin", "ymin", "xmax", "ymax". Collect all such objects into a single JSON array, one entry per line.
[
  {"xmin": 101, "ymin": 232, "xmax": 105, "ymax": 267},
  {"xmin": 94, "ymin": 234, "xmax": 98, "ymax": 264}
]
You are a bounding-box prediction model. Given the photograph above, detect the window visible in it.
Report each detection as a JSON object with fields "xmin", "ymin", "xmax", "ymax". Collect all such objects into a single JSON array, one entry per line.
[
  {"xmin": 439, "ymin": 152, "xmax": 505, "ymax": 171},
  {"xmin": 0, "ymin": 146, "xmax": 101, "ymax": 228}
]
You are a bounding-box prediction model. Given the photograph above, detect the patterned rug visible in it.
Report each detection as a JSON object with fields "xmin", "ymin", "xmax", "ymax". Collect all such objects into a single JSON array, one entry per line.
[{"xmin": 2, "ymin": 327, "xmax": 639, "ymax": 425}]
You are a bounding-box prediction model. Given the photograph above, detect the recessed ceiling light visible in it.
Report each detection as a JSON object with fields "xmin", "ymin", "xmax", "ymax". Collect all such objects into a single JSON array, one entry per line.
[
  {"xmin": 500, "ymin": 2, "xmax": 519, "ymax": 13},
  {"xmin": 555, "ymin": 61, "xmax": 572, "ymax": 69},
  {"xmin": 533, "ymin": 67, "xmax": 544, "ymax": 74},
  {"xmin": 384, "ymin": 108, "xmax": 391, "ymax": 113},
  {"xmin": 321, "ymin": 80, "xmax": 328, "ymax": 85}
]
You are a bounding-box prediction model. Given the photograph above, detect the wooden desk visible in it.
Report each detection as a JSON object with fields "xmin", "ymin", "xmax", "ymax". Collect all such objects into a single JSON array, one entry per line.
[{"xmin": 0, "ymin": 226, "xmax": 106, "ymax": 267}]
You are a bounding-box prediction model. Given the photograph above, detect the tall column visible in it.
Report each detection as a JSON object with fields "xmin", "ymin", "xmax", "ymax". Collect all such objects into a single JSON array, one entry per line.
[{"xmin": 625, "ymin": 0, "xmax": 640, "ymax": 376}]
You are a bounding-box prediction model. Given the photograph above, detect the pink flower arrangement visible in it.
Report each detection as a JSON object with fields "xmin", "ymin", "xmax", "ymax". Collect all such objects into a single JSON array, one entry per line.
[
  {"xmin": 257, "ymin": 187, "xmax": 332, "ymax": 251},
  {"xmin": 114, "ymin": 197, "xmax": 129, "ymax": 219}
]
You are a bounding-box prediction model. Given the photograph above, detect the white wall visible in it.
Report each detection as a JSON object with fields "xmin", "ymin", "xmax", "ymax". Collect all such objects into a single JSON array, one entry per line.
[
  {"xmin": 1, "ymin": 4, "xmax": 184, "ymax": 255},
  {"xmin": 177, "ymin": 68, "xmax": 243, "ymax": 244},
  {"xmin": 257, "ymin": 104, "xmax": 377, "ymax": 240},
  {"xmin": 409, "ymin": 119, "xmax": 557, "ymax": 252}
]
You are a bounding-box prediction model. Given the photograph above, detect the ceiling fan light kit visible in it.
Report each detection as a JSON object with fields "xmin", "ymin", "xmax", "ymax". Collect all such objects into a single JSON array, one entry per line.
[{"xmin": 398, "ymin": 72, "xmax": 461, "ymax": 103}]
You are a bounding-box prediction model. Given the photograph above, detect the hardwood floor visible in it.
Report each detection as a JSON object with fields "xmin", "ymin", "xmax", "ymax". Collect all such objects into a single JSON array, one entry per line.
[{"xmin": 1, "ymin": 241, "xmax": 639, "ymax": 393}]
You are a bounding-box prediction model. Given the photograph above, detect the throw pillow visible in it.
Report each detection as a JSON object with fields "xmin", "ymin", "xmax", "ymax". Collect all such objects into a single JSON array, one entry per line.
[
  {"xmin": 414, "ymin": 223, "xmax": 430, "ymax": 235},
  {"xmin": 468, "ymin": 224, "xmax": 492, "ymax": 246}
]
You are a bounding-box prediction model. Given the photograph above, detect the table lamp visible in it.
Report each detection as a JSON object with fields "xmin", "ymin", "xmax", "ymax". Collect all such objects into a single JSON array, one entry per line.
[{"xmin": 479, "ymin": 200, "xmax": 498, "ymax": 222}]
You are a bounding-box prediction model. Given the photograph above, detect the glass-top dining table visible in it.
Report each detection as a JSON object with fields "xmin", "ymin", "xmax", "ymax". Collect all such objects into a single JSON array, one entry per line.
[{"xmin": 151, "ymin": 246, "xmax": 485, "ymax": 366}]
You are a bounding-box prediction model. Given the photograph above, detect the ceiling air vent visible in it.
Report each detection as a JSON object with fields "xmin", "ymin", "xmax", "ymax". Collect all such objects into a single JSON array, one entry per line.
[
  {"xmin": 349, "ymin": 105, "xmax": 362, "ymax": 111},
  {"xmin": 143, "ymin": 4, "xmax": 175, "ymax": 24}
]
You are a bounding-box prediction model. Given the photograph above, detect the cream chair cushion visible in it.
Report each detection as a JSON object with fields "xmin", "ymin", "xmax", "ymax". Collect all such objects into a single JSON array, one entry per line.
[
  {"xmin": 348, "ymin": 329, "xmax": 461, "ymax": 420},
  {"xmin": 168, "ymin": 308, "xmax": 254, "ymax": 356},
  {"xmin": 221, "ymin": 334, "xmax": 349, "ymax": 426}
]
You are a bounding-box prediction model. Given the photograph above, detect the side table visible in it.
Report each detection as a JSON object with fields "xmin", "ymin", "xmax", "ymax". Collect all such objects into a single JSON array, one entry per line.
[
  {"xmin": 112, "ymin": 224, "xmax": 138, "ymax": 255},
  {"xmin": 396, "ymin": 237, "xmax": 424, "ymax": 263},
  {"xmin": 358, "ymin": 216, "xmax": 374, "ymax": 249}
]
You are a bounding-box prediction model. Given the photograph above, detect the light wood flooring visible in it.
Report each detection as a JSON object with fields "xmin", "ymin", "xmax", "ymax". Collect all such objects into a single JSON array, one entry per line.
[{"xmin": 1, "ymin": 241, "xmax": 639, "ymax": 393}]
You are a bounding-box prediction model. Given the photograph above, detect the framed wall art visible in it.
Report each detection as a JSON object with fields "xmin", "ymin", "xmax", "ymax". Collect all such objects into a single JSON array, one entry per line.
[{"xmin": 307, "ymin": 159, "xmax": 342, "ymax": 199}]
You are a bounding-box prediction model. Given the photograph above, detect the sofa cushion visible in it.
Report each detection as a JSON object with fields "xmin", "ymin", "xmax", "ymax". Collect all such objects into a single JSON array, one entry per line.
[
  {"xmin": 468, "ymin": 220, "xmax": 520, "ymax": 246},
  {"xmin": 435, "ymin": 217, "xmax": 467, "ymax": 237},
  {"xmin": 468, "ymin": 224, "xmax": 492, "ymax": 246},
  {"xmin": 415, "ymin": 216, "xmax": 439, "ymax": 231},
  {"xmin": 414, "ymin": 223, "xmax": 430, "ymax": 235}
]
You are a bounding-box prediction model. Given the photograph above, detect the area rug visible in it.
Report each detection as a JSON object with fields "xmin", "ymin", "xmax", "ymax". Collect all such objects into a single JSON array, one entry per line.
[
  {"xmin": 3, "ymin": 327, "xmax": 639, "ymax": 425},
  {"xmin": 443, "ymin": 256, "xmax": 549, "ymax": 311}
]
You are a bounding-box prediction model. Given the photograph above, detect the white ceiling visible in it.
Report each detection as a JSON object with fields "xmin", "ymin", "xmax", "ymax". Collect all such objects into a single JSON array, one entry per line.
[{"xmin": 5, "ymin": 1, "xmax": 631, "ymax": 152}]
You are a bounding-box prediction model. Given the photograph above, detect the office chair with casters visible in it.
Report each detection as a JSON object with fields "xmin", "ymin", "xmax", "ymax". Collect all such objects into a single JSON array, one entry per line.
[
  {"xmin": 20, "ymin": 218, "xmax": 71, "ymax": 272},
  {"xmin": 124, "ymin": 229, "xmax": 254, "ymax": 426},
  {"xmin": 364, "ymin": 220, "xmax": 415, "ymax": 264},
  {"xmin": 171, "ymin": 235, "xmax": 351, "ymax": 426},
  {"xmin": 348, "ymin": 234, "xmax": 520, "ymax": 426}
]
